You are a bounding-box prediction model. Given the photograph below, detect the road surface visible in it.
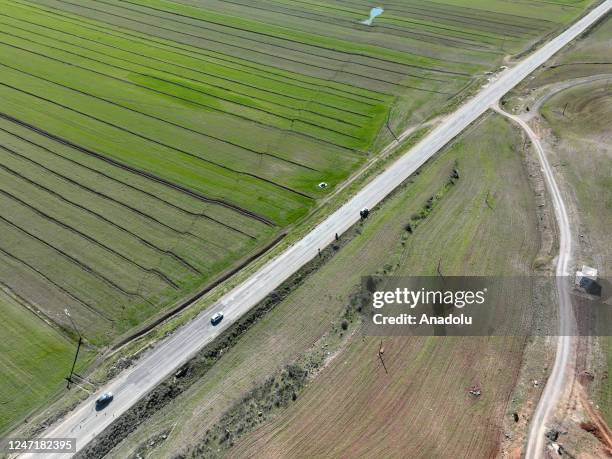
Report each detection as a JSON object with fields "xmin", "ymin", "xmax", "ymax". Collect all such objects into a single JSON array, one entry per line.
[
  {"xmin": 494, "ymin": 105, "xmax": 576, "ymax": 458},
  {"xmin": 23, "ymin": 2, "xmax": 611, "ymax": 457}
]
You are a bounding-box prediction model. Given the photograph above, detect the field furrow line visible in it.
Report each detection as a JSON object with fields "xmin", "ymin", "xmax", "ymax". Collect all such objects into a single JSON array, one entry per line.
[
  {"xmin": 11, "ymin": 0, "xmax": 390, "ymax": 104},
  {"xmin": 0, "ymin": 18, "xmax": 378, "ymax": 121},
  {"xmin": 327, "ymin": 0, "xmax": 558, "ymax": 28},
  {"xmin": 0, "ymin": 111, "xmax": 275, "ymax": 226},
  {"xmin": 0, "ymin": 22, "xmax": 370, "ymax": 128},
  {"xmin": 3, "ymin": 62, "xmax": 321, "ymax": 198},
  {"xmin": 0, "ymin": 248, "xmax": 114, "ymax": 322},
  {"xmin": 0, "ymin": 123, "xmax": 259, "ymax": 240},
  {"xmin": 0, "ymin": 41, "xmax": 359, "ymax": 158},
  {"xmin": 0, "ymin": 150, "xmax": 204, "ymax": 275},
  {"xmin": 211, "ymin": 0, "xmax": 505, "ymax": 52},
  {"xmin": 0, "ymin": 135, "xmax": 221, "ymax": 246},
  {"xmin": 103, "ymin": 0, "xmax": 468, "ymax": 74},
  {"xmin": 0, "ymin": 187, "xmax": 181, "ymax": 290},
  {"xmin": 0, "ymin": 15, "xmax": 383, "ymax": 115},
  {"xmin": 40, "ymin": 0, "xmax": 470, "ymax": 83}
]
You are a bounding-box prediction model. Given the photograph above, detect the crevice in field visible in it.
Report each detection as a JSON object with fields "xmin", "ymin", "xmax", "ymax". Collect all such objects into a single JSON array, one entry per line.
[
  {"xmin": 0, "ymin": 67, "xmax": 324, "ymax": 198},
  {"xmin": 0, "ymin": 187, "xmax": 180, "ymax": 290},
  {"xmin": 0, "ymin": 5, "xmax": 390, "ymax": 104},
  {"xmin": 0, "ymin": 111, "xmax": 275, "ymax": 225},
  {"xmin": 0, "ymin": 246, "xmax": 112, "ymax": 322},
  {"xmin": 0, "ymin": 210, "xmax": 157, "ymax": 300},
  {"xmin": 0, "ymin": 123, "xmax": 259, "ymax": 239},
  {"xmin": 0, "ymin": 38, "xmax": 369, "ymax": 149},
  {"xmin": 0, "ymin": 152, "xmax": 202, "ymax": 276}
]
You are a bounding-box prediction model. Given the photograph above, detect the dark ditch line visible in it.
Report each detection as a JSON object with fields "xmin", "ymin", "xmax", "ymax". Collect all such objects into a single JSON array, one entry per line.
[
  {"xmin": 208, "ymin": 0, "xmax": 503, "ymax": 53},
  {"xmin": 0, "ymin": 17, "xmax": 384, "ymax": 115},
  {"xmin": 0, "ymin": 149, "xmax": 203, "ymax": 276},
  {"xmin": 0, "ymin": 212, "xmax": 155, "ymax": 306},
  {"xmin": 0, "ymin": 183, "xmax": 181, "ymax": 290},
  {"xmin": 111, "ymin": 0, "xmax": 473, "ymax": 78},
  {"xmin": 354, "ymin": 4, "xmax": 541, "ymax": 38},
  {"xmin": 379, "ymin": 15, "xmax": 527, "ymax": 41},
  {"xmin": 0, "ymin": 75, "xmax": 314, "ymax": 200},
  {"xmin": 0, "ymin": 137, "xmax": 226, "ymax": 247},
  {"xmin": 372, "ymin": 27, "xmax": 508, "ymax": 55},
  {"xmin": 0, "ymin": 37, "xmax": 365, "ymax": 144},
  {"xmin": 227, "ymin": 0, "xmax": 508, "ymax": 53},
  {"xmin": 218, "ymin": 0, "xmax": 526, "ymax": 42},
  {"xmin": 356, "ymin": 0, "xmax": 550, "ymax": 31},
  {"xmin": 515, "ymin": 0, "xmax": 585, "ymax": 11},
  {"xmin": 143, "ymin": 0, "xmax": 498, "ymax": 73},
  {"xmin": 223, "ymin": 0, "xmax": 527, "ymax": 42},
  {"xmin": 42, "ymin": 0, "xmax": 467, "ymax": 85},
  {"xmin": 11, "ymin": 0, "xmax": 389, "ymax": 106},
  {"xmin": 0, "ymin": 51, "xmax": 351, "ymax": 169},
  {"xmin": 0, "ymin": 123, "xmax": 259, "ymax": 240},
  {"xmin": 44, "ymin": 0, "xmax": 413, "ymax": 85},
  {"xmin": 0, "ymin": 52, "xmax": 362, "ymax": 165},
  {"xmin": 120, "ymin": 0, "xmax": 468, "ymax": 82},
  {"xmin": 0, "ymin": 245, "xmax": 115, "ymax": 323},
  {"xmin": 0, "ymin": 188, "xmax": 178, "ymax": 293},
  {"xmin": 110, "ymin": 231, "xmax": 288, "ymax": 351},
  {"xmin": 331, "ymin": 0, "xmax": 558, "ymax": 29},
  {"xmin": 75, "ymin": 146, "xmax": 446, "ymax": 458},
  {"xmin": 0, "ymin": 71, "xmax": 321, "ymax": 199},
  {"xmin": 0, "ymin": 23, "xmax": 367, "ymax": 131},
  {"xmin": 0, "ymin": 111, "xmax": 273, "ymax": 228},
  {"xmin": 385, "ymin": 12, "xmax": 539, "ymax": 38},
  {"xmin": 0, "ymin": 19, "xmax": 375, "ymax": 122}
]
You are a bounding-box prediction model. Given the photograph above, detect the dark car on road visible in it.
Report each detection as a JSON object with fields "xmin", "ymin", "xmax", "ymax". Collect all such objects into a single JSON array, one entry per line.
[
  {"xmin": 95, "ymin": 392, "xmax": 113, "ymax": 410},
  {"xmin": 211, "ymin": 312, "xmax": 224, "ymax": 325}
]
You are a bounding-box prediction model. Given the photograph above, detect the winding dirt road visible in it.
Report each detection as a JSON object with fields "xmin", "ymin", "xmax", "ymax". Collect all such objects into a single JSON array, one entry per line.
[{"xmin": 494, "ymin": 105, "xmax": 576, "ymax": 459}]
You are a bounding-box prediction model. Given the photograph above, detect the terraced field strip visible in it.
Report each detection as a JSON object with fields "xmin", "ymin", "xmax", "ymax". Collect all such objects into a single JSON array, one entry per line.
[
  {"xmin": 1, "ymin": 1, "xmax": 385, "ymax": 224},
  {"xmin": 0, "ymin": 114, "xmax": 273, "ymax": 343},
  {"xmin": 0, "ymin": 0, "xmax": 597, "ymax": 437},
  {"xmin": 0, "ymin": 289, "xmax": 92, "ymax": 434}
]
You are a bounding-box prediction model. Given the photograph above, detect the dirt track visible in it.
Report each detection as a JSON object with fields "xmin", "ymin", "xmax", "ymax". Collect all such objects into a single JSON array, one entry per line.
[{"xmin": 494, "ymin": 105, "xmax": 576, "ymax": 459}]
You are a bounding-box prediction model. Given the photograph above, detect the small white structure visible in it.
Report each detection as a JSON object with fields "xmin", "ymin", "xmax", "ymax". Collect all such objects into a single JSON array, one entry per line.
[{"xmin": 575, "ymin": 265, "xmax": 598, "ymax": 287}]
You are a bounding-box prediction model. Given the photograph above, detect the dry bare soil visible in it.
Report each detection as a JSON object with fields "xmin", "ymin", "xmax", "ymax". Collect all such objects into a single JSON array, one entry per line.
[
  {"xmin": 503, "ymin": 13, "xmax": 612, "ymax": 456},
  {"xmin": 103, "ymin": 112, "xmax": 543, "ymax": 458}
]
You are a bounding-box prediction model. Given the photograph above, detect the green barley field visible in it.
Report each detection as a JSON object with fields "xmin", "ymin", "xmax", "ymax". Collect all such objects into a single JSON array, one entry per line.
[{"xmin": 0, "ymin": 0, "xmax": 595, "ymax": 433}]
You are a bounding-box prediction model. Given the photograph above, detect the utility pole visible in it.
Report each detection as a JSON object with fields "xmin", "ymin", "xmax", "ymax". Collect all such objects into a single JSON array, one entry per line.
[
  {"xmin": 64, "ymin": 309, "xmax": 82, "ymax": 389},
  {"xmin": 385, "ymin": 108, "xmax": 399, "ymax": 142}
]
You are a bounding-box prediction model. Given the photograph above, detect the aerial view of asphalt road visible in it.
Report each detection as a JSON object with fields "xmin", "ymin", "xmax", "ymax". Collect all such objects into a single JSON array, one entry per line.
[
  {"xmin": 494, "ymin": 106, "xmax": 576, "ymax": 459},
  {"xmin": 22, "ymin": 2, "xmax": 611, "ymax": 457}
]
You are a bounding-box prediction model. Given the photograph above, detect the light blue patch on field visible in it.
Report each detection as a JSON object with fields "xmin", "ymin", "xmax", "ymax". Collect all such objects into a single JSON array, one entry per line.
[{"xmin": 360, "ymin": 7, "xmax": 384, "ymax": 26}]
